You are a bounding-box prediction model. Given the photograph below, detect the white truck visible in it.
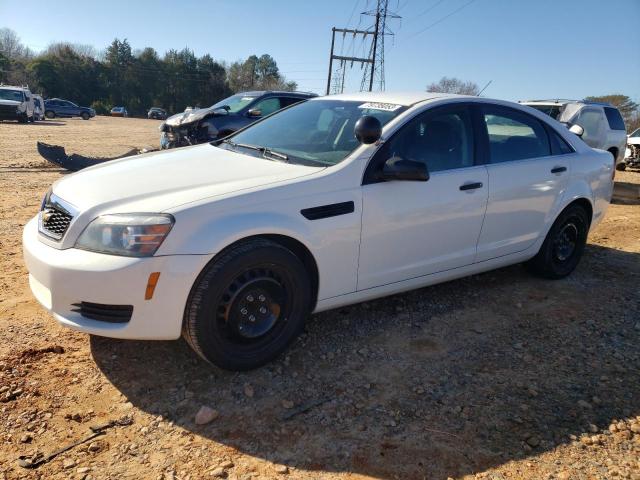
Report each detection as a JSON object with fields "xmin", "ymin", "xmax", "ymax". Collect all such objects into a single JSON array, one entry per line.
[
  {"xmin": 520, "ymin": 100, "xmax": 627, "ymax": 169},
  {"xmin": 0, "ymin": 85, "xmax": 35, "ymax": 123}
]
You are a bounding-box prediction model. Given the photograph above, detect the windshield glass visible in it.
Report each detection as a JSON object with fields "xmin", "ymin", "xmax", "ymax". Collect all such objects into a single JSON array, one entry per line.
[
  {"xmin": 0, "ymin": 89, "xmax": 25, "ymax": 102},
  {"xmin": 211, "ymin": 94, "xmax": 258, "ymax": 113},
  {"xmin": 526, "ymin": 104, "xmax": 563, "ymax": 120},
  {"xmin": 218, "ymin": 99, "xmax": 406, "ymax": 166},
  {"xmin": 630, "ymin": 128, "xmax": 640, "ymax": 138}
]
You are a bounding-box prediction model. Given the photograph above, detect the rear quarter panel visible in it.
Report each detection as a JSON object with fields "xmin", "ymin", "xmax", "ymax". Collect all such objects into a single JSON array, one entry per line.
[{"xmin": 568, "ymin": 148, "xmax": 614, "ymax": 229}]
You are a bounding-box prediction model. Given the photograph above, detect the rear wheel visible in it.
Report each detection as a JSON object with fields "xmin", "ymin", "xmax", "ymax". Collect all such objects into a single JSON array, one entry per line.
[
  {"xmin": 81, "ymin": 112, "xmax": 90, "ymax": 120},
  {"xmin": 526, "ymin": 204, "xmax": 590, "ymax": 279},
  {"xmin": 45, "ymin": 110, "xmax": 55, "ymax": 119},
  {"xmin": 183, "ymin": 239, "xmax": 311, "ymax": 370}
]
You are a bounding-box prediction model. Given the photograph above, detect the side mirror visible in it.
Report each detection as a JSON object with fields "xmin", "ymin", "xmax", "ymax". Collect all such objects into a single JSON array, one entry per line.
[
  {"xmin": 247, "ymin": 109, "xmax": 262, "ymax": 118},
  {"xmin": 355, "ymin": 115, "xmax": 382, "ymax": 144},
  {"xmin": 568, "ymin": 124, "xmax": 584, "ymax": 137},
  {"xmin": 378, "ymin": 157, "xmax": 429, "ymax": 182}
]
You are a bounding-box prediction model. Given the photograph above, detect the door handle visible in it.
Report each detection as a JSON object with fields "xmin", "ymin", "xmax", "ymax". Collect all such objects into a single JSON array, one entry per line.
[
  {"xmin": 459, "ymin": 182, "xmax": 483, "ymax": 191},
  {"xmin": 551, "ymin": 166, "xmax": 567, "ymax": 174}
]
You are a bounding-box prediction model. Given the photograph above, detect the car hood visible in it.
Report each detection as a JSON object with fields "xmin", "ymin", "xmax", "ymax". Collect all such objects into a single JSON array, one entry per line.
[
  {"xmin": 0, "ymin": 99, "xmax": 21, "ymax": 107},
  {"xmin": 165, "ymin": 106, "xmax": 228, "ymax": 127},
  {"xmin": 52, "ymin": 144, "xmax": 323, "ymax": 213},
  {"xmin": 628, "ymin": 137, "xmax": 640, "ymax": 145}
]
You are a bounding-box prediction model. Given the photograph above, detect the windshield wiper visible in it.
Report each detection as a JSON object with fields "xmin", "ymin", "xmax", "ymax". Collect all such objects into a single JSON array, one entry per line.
[{"xmin": 221, "ymin": 140, "xmax": 288, "ymax": 162}]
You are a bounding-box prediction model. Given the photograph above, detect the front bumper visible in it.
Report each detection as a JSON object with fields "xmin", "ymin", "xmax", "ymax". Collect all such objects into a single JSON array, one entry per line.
[{"xmin": 22, "ymin": 217, "xmax": 212, "ymax": 340}]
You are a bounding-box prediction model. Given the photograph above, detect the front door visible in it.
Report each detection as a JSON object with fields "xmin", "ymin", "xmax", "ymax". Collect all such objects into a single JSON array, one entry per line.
[{"xmin": 358, "ymin": 104, "xmax": 488, "ymax": 290}]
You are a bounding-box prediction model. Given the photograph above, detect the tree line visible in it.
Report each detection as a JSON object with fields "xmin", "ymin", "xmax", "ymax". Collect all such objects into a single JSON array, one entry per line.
[{"xmin": 0, "ymin": 28, "xmax": 297, "ymax": 116}]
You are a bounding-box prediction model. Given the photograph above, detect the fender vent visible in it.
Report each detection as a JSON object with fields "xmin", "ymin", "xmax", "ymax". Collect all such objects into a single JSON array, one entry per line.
[
  {"xmin": 71, "ymin": 302, "xmax": 133, "ymax": 323},
  {"xmin": 301, "ymin": 201, "xmax": 355, "ymax": 220}
]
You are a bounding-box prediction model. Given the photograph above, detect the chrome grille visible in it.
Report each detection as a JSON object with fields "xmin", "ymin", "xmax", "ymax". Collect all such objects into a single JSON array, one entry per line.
[
  {"xmin": 41, "ymin": 207, "xmax": 73, "ymax": 239},
  {"xmin": 38, "ymin": 193, "xmax": 76, "ymax": 241}
]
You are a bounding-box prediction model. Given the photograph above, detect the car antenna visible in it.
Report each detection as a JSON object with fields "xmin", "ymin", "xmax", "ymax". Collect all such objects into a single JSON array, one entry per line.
[{"xmin": 477, "ymin": 80, "xmax": 492, "ymax": 97}]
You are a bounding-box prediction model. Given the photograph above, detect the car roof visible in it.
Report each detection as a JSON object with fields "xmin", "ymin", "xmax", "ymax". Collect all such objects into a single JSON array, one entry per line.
[
  {"xmin": 240, "ymin": 90, "xmax": 318, "ymax": 98},
  {"xmin": 315, "ymin": 91, "xmax": 465, "ymax": 106}
]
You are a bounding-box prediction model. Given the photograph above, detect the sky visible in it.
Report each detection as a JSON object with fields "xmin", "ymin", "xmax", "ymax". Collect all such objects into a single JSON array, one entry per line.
[{"xmin": 1, "ymin": 0, "xmax": 639, "ymax": 102}]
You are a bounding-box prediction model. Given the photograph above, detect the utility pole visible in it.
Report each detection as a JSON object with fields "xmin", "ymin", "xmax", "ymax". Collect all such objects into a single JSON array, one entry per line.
[
  {"xmin": 326, "ymin": 27, "xmax": 375, "ymax": 95},
  {"xmin": 368, "ymin": 7, "xmax": 380, "ymax": 92}
]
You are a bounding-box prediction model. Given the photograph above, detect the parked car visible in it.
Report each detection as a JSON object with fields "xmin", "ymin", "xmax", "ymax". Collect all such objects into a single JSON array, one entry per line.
[
  {"xmin": 33, "ymin": 94, "xmax": 45, "ymax": 121},
  {"xmin": 622, "ymin": 127, "xmax": 640, "ymax": 169},
  {"xmin": 44, "ymin": 98, "xmax": 95, "ymax": 120},
  {"xmin": 110, "ymin": 106, "xmax": 128, "ymax": 117},
  {"xmin": 148, "ymin": 107, "xmax": 167, "ymax": 120},
  {"xmin": 159, "ymin": 90, "xmax": 317, "ymax": 149},
  {"xmin": 0, "ymin": 85, "xmax": 35, "ymax": 123},
  {"xmin": 23, "ymin": 92, "xmax": 614, "ymax": 370},
  {"xmin": 520, "ymin": 99, "xmax": 627, "ymax": 168}
]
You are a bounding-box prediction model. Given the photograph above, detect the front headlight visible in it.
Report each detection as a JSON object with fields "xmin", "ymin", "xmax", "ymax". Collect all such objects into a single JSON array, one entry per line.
[{"xmin": 75, "ymin": 214, "xmax": 174, "ymax": 257}]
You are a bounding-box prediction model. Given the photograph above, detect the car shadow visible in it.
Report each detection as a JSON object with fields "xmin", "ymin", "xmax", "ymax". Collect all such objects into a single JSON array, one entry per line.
[{"xmin": 91, "ymin": 244, "xmax": 640, "ymax": 479}]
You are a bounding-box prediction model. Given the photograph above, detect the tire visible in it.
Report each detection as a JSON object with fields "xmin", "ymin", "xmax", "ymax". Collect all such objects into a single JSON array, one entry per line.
[
  {"xmin": 616, "ymin": 162, "xmax": 626, "ymax": 171},
  {"xmin": 81, "ymin": 112, "xmax": 90, "ymax": 120},
  {"xmin": 18, "ymin": 115, "xmax": 28, "ymax": 124},
  {"xmin": 526, "ymin": 204, "xmax": 590, "ymax": 279},
  {"xmin": 183, "ymin": 239, "xmax": 312, "ymax": 370},
  {"xmin": 45, "ymin": 110, "xmax": 55, "ymax": 119}
]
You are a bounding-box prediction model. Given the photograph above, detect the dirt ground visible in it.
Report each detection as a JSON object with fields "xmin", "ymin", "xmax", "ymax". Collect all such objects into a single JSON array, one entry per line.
[{"xmin": 0, "ymin": 116, "xmax": 639, "ymax": 480}]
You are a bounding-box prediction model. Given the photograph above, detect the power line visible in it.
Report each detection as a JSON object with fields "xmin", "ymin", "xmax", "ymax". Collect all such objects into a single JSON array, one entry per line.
[{"xmin": 406, "ymin": 0, "xmax": 478, "ymax": 39}]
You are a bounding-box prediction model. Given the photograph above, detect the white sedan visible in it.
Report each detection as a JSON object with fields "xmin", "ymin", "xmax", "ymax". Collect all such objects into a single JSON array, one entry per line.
[{"xmin": 23, "ymin": 92, "xmax": 615, "ymax": 370}]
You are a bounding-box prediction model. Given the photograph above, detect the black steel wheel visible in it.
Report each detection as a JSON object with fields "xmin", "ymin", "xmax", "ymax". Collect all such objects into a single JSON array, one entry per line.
[
  {"xmin": 526, "ymin": 204, "xmax": 590, "ymax": 279},
  {"xmin": 183, "ymin": 238, "xmax": 311, "ymax": 370}
]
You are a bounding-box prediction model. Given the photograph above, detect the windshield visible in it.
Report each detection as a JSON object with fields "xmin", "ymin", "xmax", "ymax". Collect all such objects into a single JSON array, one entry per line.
[
  {"xmin": 211, "ymin": 94, "xmax": 258, "ymax": 113},
  {"xmin": 0, "ymin": 89, "xmax": 25, "ymax": 102},
  {"xmin": 630, "ymin": 128, "xmax": 640, "ymax": 138},
  {"xmin": 218, "ymin": 99, "xmax": 406, "ymax": 166},
  {"xmin": 527, "ymin": 104, "xmax": 563, "ymax": 120}
]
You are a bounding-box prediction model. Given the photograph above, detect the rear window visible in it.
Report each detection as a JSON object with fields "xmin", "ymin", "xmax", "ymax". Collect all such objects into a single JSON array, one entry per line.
[
  {"xmin": 604, "ymin": 107, "xmax": 625, "ymax": 130},
  {"xmin": 527, "ymin": 104, "xmax": 563, "ymax": 120}
]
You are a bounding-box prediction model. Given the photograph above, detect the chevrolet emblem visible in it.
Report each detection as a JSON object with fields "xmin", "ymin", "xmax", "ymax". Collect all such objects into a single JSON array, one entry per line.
[{"xmin": 41, "ymin": 209, "xmax": 54, "ymax": 222}]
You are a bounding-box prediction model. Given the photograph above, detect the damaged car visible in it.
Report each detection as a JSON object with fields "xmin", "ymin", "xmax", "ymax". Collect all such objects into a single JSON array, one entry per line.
[{"xmin": 159, "ymin": 90, "xmax": 316, "ymax": 149}]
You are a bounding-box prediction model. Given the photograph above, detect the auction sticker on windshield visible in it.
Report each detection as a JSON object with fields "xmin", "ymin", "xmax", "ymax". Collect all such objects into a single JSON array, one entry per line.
[{"xmin": 358, "ymin": 102, "xmax": 402, "ymax": 111}]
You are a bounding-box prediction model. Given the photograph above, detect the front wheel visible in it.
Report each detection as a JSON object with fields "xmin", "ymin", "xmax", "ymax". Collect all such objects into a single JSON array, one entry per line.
[
  {"xmin": 45, "ymin": 110, "xmax": 55, "ymax": 119},
  {"xmin": 526, "ymin": 204, "xmax": 590, "ymax": 279},
  {"xmin": 81, "ymin": 112, "xmax": 90, "ymax": 120},
  {"xmin": 182, "ymin": 239, "xmax": 311, "ymax": 370}
]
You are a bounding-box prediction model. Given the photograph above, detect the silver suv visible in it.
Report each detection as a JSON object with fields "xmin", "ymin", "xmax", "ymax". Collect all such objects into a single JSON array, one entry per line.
[{"xmin": 520, "ymin": 99, "xmax": 627, "ymax": 168}]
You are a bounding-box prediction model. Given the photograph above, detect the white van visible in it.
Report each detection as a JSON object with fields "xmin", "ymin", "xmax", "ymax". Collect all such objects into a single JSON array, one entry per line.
[
  {"xmin": 0, "ymin": 85, "xmax": 35, "ymax": 123},
  {"xmin": 33, "ymin": 94, "xmax": 45, "ymax": 121}
]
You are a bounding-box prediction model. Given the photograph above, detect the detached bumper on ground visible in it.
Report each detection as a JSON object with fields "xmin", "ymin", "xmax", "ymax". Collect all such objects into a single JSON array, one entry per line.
[{"xmin": 22, "ymin": 217, "xmax": 211, "ymax": 340}]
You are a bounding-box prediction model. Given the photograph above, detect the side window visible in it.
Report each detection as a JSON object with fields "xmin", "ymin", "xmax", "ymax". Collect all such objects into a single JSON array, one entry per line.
[
  {"xmin": 483, "ymin": 107, "xmax": 551, "ymax": 163},
  {"xmin": 252, "ymin": 97, "xmax": 281, "ymax": 117},
  {"xmin": 574, "ymin": 108, "xmax": 602, "ymax": 144},
  {"xmin": 383, "ymin": 106, "xmax": 474, "ymax": 173},
  {"xmin": 604, "ymin": 107, "xmax": 625, "ymax": 131},
  {"xmin": 548, "ymin": 128, "xmax": 574, "ymax": 155},
  {"xmin": 279, "ymin": 97, "xmax": 304, "ymax": 108}
]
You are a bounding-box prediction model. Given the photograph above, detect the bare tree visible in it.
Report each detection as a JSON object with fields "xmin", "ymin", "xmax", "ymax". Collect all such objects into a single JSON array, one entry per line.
[
  {"xmin": 426, "ymin": 76, "xmax": 480, "ymax": 96},
  {"xmin": 0, "ymin": 28, "xmax": 27, "ymax": 59}
]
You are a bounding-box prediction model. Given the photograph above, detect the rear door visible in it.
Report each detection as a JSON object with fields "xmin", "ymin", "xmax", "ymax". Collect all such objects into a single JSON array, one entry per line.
[{"xmin": 475, "ymin": 104, "xmax": 572, "ymax": 262}]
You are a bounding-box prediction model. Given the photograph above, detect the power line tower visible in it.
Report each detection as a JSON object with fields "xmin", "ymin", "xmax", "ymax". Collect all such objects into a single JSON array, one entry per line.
[
  {"xmin": 359, "ymin": 0, "xmax": 401, "ymax": 92},
  {"xmin": 325, "ymin": 1, "xmax": 400, "ymax": 95}
]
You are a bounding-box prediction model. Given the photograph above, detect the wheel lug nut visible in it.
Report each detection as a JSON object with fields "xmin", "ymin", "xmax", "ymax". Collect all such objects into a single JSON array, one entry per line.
[
  {"xmin": 259, "ymin": 307, "xmax": 267, "ymax": 314},
  {"xmin": 240, "ymin": 308, "xmax": 248, "ymax": 315},
  {"xmin": 246, "ymin": 295, "xmax": 254, "ymax": 302},
  {"xmin": 249, "ymin": 315, "xmax": 256, "ymax": 322},
  {"xmin": 258, "ymin": 294, "xmax": 266, "ymax": 302}
]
